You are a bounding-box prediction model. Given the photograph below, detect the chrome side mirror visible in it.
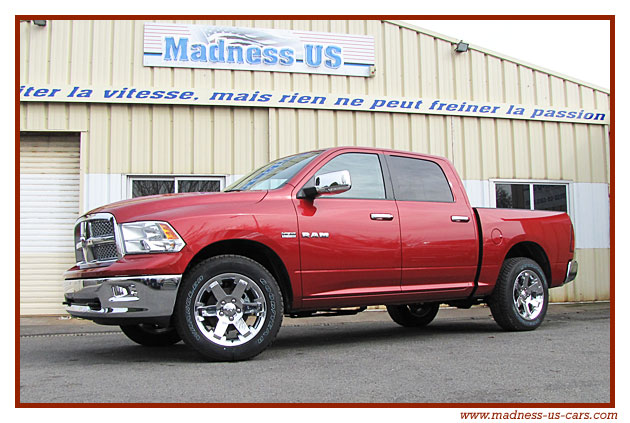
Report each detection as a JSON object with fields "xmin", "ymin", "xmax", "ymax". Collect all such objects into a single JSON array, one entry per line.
[{"xmin": 300, "ymin": 170, "xmax": 352, "ymax": 198}]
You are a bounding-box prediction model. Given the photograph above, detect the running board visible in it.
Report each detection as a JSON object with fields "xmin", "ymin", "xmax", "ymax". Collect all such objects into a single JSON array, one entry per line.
[{"xmin": 288, "ymin": 306, "xmax": 367, "ymax": 318}]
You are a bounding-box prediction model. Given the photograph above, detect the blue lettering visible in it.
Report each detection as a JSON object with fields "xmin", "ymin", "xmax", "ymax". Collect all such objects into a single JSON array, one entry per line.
[
  {"xmin": 305, "ymin": 44, "xmax": 323, "ymax": 67},
  {"xmin": 246, "ymin": 47, "xmax": 262, "ymax": 64},
  {"xmin": 164, "ymin": 37, "xmax": 188, "ymax": 61},
  {"xmin": 279, "ymin": 48, "xmax": 294, "ymax": 65},
  {"xmin": 190, "ymin": 44, "xmax": 207, "ymax": 62},
  {"xmin": 324, "ymin": 45, "xmax": 342, "ymax": 69},
  {"xmin": 262, "ymin": 47, "xmax": 278, "ymax": 65},
  {"xmin": 209, "ymin": 44, "xmax": 220, "ymax": 62},
  {"xmin": 227, "ymin": 45, "xmax": 244, "ymax": 64}
]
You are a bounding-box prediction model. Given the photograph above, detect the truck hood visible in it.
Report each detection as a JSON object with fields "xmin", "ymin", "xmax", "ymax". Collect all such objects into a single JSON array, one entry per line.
[{"xmin": 87, "ymin": 190, "xmax": 268, "ymax": 223}]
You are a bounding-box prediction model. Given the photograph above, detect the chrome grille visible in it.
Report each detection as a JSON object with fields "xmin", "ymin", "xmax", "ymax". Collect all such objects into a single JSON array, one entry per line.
[
  {"xmin": 74, "ymin": 213, "xmax": 121, "ymax": 267},
  {"xmin": 93, "ymin": 243, "xmax": 118, "ymax": 261},
  {"xmin": 89, "ymin": 219, "xmax": 114, "ymax": 237}
]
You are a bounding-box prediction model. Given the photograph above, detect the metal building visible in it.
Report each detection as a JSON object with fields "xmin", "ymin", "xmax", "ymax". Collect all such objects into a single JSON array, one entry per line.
[{"xmin": 19, "ymin": 19, "xmax": 610, "ymax": 315}]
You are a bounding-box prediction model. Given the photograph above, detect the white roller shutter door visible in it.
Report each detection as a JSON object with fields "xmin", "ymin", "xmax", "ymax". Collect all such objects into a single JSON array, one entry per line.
[{"xmin": 20, "ymin": 134, "xmax": 80, "ymax": 315}]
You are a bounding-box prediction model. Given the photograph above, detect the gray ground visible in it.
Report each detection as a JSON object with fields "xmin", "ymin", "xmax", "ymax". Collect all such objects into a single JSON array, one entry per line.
[{"xmin": 19, "ymin": 302, "xmax": 610, "ymax": 404}]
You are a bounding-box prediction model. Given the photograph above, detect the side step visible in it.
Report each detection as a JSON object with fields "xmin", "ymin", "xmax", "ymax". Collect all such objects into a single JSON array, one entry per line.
[{"xmin": 288, "ymin": 306, "xmax": 367, "ymax": 318}]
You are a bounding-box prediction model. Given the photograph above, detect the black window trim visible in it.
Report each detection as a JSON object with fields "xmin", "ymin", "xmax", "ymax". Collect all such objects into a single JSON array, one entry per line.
[{"xmin": 490, "ymin": 179, "xmax": 572, "ymax": 215}]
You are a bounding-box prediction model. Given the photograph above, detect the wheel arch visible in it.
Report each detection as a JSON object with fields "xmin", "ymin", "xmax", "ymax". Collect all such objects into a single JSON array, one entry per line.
[
  {"xmin": 504, "ymin": 241, "xmax": 551, "ymax": 282},
  {"xmin": 183, "ymin": 239, "xmax": 294, "ymax": 312}
]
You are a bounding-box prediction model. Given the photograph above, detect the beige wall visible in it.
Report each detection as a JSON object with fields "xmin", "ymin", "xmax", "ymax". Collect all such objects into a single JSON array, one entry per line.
[{"xmin": 20, "ymin": 20, "xmax": 609, "ymax": 106}]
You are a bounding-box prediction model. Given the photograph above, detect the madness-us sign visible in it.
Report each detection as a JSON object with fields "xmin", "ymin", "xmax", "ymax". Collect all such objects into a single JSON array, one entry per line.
[{"xmin": 143, "ymin": 23, "xmax": 376, "ymax": 77}]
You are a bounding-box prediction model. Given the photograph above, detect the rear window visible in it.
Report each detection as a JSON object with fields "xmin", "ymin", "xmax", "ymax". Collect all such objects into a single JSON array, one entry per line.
[{"xmin": 387, "ymin": 155, "xmax": 454, "ymax": 202}]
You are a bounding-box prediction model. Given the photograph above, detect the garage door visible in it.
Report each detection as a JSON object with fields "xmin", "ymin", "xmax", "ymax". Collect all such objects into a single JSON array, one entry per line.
[{"xmin": 20, "ymin": 133, "xmax": 80, "ymax": 315}]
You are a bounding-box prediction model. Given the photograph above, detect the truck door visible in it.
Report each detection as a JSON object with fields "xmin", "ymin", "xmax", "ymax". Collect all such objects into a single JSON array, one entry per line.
[
  {"xmin": 384, "ymin": 154, "xmax": 478, "ymax": 299},
  {"xmin": 293, "ymin": 151, "xmax": 401, "ymax": 304}
]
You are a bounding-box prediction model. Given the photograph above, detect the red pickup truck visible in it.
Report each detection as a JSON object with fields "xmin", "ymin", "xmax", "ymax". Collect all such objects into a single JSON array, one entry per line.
[{"xmin": 64, "ymin": 147, "xmax": 577, "ymax": 361}]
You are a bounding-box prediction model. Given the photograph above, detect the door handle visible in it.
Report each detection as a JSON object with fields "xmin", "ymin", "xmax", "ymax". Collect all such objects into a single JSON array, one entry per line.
[
  {"xmin": 371, "ymin": 213, "xmax": 394, "ymax": 221},
  {"xmin": 451, "ymin": 215, "xmax": 470, "ymax": 223}
]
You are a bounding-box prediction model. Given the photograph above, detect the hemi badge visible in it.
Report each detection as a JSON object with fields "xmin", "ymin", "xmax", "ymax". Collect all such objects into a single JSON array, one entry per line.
[{"xmin": 281, "ymin": 232, "xmax": 297, "ymax": 239}]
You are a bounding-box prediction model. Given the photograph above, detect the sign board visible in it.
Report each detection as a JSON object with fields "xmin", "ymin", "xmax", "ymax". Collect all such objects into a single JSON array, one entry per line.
[
  {"xmin": 143, "ymin": 23, "xmax": 376, "ymax": 77},
  {"xmin": 19, "ymin": 84, "xmax": 610, "ymax": 125}
]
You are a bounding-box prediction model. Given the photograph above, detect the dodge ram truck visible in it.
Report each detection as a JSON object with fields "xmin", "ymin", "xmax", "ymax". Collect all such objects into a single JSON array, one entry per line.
[{"xmin": 64, "ymin": 146, "xmax": 578, "ymax": 361}]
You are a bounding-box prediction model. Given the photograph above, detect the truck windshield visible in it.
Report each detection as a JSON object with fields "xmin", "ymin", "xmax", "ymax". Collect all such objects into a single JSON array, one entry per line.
[{"xmin": 224, "ymin": 151, "xmax": 321, "ymax": 192}]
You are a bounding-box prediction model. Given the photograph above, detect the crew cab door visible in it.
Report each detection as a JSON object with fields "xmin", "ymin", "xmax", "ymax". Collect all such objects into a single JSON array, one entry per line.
[
  {"xmin": 293, "ymin": 151, "xmax": 401, "ymax": 302},
  {"xmin": 384, "ymin": 153, "xmax": 478, "ymax": 298}
]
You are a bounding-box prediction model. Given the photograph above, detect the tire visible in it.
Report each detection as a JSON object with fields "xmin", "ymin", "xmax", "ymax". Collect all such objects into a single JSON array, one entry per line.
[
  {"xmin": 174, "ymin": 255, "xmax": 284, "ymax": 361},
  {"xmin": 120, "ymin": 324, "xmax": 182, "ymax": 347},
  {"xmin": 386, "ymin": 303, "xmax": 440, "ymax": 327},
  {"xmin": 489, "ymin": 257, "xmax": 549, "ymax": 331}
]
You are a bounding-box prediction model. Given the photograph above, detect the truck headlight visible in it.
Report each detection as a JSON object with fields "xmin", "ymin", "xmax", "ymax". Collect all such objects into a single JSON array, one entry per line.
[{"xmin": 120, "ymin": 221, "xmax": 186, "ymax": 254}]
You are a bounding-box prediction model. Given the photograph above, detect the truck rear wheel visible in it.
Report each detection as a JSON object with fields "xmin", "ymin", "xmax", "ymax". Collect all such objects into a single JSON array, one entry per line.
[
  {"xmin": 386, "ymin": 303, "xmax": 440, "ymax": 327},
  {"xmin": 120, "ymin": 324, "xmax": 181, "ymax": 347},
  {"xmin": 490, "ymin": 257, "xmax": 549, "ymax": 331},
  {"xmin": 174, "ymin": 255, "xmax": 283, "ymax": 361}
]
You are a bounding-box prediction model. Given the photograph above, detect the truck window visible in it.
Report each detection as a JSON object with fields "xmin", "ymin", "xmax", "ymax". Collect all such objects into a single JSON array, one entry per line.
[
  {"xmin": 387, "ymin": 155, "xmax": 454, "ymax": 202},
  {"xmin": 315, "ymin": 153, "xmax": 386, "ymax": 199},
  {"xmin": 226, "ymin": 151, "xmax": 321, "ymax": 191}
]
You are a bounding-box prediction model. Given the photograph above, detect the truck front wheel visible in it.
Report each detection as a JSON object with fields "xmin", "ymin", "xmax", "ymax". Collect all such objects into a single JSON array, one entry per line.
[
  {"xmin": 386, "ymin": 303, "xmax": 440, "ymax": 327},
  {"xmin": 490, "ymin": 257, "xmax": 549, "ymax": 331},
  {"xmin": 174, "ymin": 255, "xmax": 284, "ymax": 361}
]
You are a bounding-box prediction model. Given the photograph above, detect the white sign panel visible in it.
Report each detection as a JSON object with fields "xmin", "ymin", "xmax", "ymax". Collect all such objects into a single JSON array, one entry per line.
[{"xmin": 143, "ymin": 23, "xmax": 376, "ymax": 77}]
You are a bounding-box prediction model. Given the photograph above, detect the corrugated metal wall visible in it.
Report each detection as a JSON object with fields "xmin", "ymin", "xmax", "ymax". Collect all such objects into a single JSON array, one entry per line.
[
  {"xmin": 20, "ymin": 20, "xmax": 609, "ymax": 107},
  {"xmin": 19, "ymin": 19, "xmax": 610, "ymax": 307},
  {"xmin": 20, "ymin": 102, "xmax": 609, "ymax": 185}
]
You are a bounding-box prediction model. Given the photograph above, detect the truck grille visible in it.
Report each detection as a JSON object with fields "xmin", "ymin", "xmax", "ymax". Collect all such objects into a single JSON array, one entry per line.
[{"xmin": 74, "ymin": 213, "xmax": 121, "ymax": 266}]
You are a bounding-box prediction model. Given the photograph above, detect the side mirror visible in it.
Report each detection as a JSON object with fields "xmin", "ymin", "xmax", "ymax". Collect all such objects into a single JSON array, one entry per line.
[{"xmin": 300, "ymin": 170, "xmax": 352, "ymax": 199}]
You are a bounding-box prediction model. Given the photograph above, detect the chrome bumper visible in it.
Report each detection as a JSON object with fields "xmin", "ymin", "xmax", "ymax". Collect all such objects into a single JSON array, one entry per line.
[
  {"xmin": 563, "ymin": 260, "xmax": 578, "ymax": 285},
  {"xmin": 63, "ymin": 275, "xmax": 181, "ymax": 322}
]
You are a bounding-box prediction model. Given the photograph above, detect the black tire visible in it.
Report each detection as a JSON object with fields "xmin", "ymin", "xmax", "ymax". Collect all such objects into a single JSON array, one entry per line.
[
  {"xmin": 386, "ymin": 303, "xmax": 440, "ymax": 327},
  {"xmin": 174, "ymin": 255, "xmax": 284, "ymax": 361},
  {"xmin": 489, "ymin": 257, "xmax": 549, "ymax": 331},
  {"xmin": 120, "ymin": 324, "xmax": 182, "ymax": 347}
]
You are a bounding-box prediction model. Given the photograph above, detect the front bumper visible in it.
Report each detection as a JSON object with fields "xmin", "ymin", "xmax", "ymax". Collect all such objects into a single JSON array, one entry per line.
[{"xmin": 63, "ymin": 275, "xmax": 181, "ymax": 324}]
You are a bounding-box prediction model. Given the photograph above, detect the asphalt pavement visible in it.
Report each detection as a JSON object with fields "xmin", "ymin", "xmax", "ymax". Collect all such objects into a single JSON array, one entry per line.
[{"xmin": 19, "ymin": 302, "xmax": 611, "ymax": 404}]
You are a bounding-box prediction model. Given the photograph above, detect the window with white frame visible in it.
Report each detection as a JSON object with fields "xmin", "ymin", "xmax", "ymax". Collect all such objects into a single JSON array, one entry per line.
[
  {"xmin": 492, "ymin": 181, "xmax": 570, "ymax": 213},
  {"xmin": 129, "ymin": 176, "xmax": 225, "ymax": 198}
]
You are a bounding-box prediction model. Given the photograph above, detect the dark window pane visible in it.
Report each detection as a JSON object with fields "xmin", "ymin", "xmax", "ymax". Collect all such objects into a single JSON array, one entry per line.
[
  {"xmin": 178, "ymin": 180, "xmax": 221, "ymax": 193},
  {"xmin": 132, "ymin": 180, "xmax": 174, "ymax": 198},
  {"xmin": 388, "ymin": 156, "xmax": 454, "ymax": 202},
  {"xmin": 496, "ymin": 184, "xmax": 530, "ymax": 209},
  {"xmin": 534, "ymin": 185, "xmax": 567, "ymax": 212},
  {"xmin": 316, "ymin": 153, "xmax": 385, "ymax": 199}
]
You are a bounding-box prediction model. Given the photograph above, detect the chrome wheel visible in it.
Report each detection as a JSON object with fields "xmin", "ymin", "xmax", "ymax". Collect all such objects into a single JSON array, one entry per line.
[
  {"xmin": 512, "ymin": 269, "xmax": 544, "ymax": 321},
  {"xmin": 193, "ymin": 273, "xmax": 266, "ymax": 347}
]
